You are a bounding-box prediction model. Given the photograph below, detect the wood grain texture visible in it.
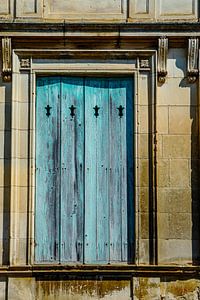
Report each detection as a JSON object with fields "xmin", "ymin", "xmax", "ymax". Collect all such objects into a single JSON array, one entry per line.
[
  {"xmin": 35, "ymin": 77, "xmax": 60, "ymax": 263},
  {"xmin": 35, "ymin": 76, "xmax": 134, "ymax": 264},
  {"xmin": 60, "ymin": 77, "xmax": 84, "ymax": 263}
]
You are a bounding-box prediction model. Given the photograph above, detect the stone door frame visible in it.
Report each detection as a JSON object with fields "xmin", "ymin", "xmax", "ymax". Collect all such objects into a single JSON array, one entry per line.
[{"xmin": 10, "ymin": 49, "xmax": 157, "ymax": 266}]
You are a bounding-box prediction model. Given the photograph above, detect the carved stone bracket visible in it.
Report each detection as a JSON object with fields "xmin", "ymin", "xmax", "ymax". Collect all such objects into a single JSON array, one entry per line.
[
  {"xmin": 187, "ymin": 38, "xmax": 199, "ymax": 83},
  {"xmin": 2, "ymin": 37, "xmax": 12, "ymax": 82},
  {"xmin": 158, "ymin": 37, "xmax": 168, "ymax": 84}
]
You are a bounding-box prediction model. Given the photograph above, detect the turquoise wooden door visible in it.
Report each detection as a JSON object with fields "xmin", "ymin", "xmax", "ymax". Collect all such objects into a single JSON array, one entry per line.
[{"xmin": 35, "ymin": 76, "xmax": 134, "ymax": 264}]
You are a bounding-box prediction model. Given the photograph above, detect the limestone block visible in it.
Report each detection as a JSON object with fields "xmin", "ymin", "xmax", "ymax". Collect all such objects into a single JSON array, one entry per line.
[
  {"xmin": 16, "ymin": 0, "xmax": 42, "ymax": 18},
  {"xmin": 139, "ymin": 159, "xmax": 149, "ymax": 187},
  {"xmin": 43, "ymin": 0, "xmax": 126, "ymax": 21},
  {"xmin": 137, "ymin": 212, "xmax": 149, "ymax": 239},
  {"xmin": 18, "ymin": 73, "xmax": 30, "ymax": 101},
  {"xmin": 157, "ymin": 213, "xmax": 170, "ymax": 239},
  {"xmin": 0, "ymin": 278, "xmax": 6, "ymax": 300},
  {"xmin": 10, "ymin": 238, "xmax": 28, "ymax": 265},
  {"xmin": 19, "ymin": 102, "xmax": 29, "ymax": 131},
  {"xmin": 139, "ymin": 73, "xmax": 149, "ymax": 105},
  {"xmin": 12, "ymin": 130, "xmax": 28, "ymax": 159},
  {"xmin": 138, "ymin": 187, "xmax": 149, "ymax": 212},
  {"xmin": 137, "ymin": 239, "xmax": 149, "ymax": 264},
  {"xmin": 12, "ymin": 158, "xmax": 28, "ymax": 187},
  {"xmin": 138, "ymin": 134, "xmax": 148, "ymax": 159},
  {"xmin": 157, "ymin": 79, "xmax": 197, "ymax": 106},
  {"xmin": 139, "ymin": 106, "xmax": 148, "ymax": 134},
  {"xmin": 157, "ymin": 135, "xmax": 163, "ymax": 158},
  {"xmin": 0, "ymin": 159, "xmax": 10, "ymax": 187},
  {"xmin": 163, "ymin": 135, "xmax": 193, "ymax": 159},
  {"xmin": 163, "ymin": 279, "xmax": 200, "ymax": 300},
  {"xmin": 158, "ymin": 239, "xmax": 192, "ymax": 264},
  {"xmin": 36, "ymin": 280, "xmax": 131, "ymax": 300},
  {"xmin": 0, "ymin": 87, "xmax": 6, "ymax": 103},
  {"xmin": 0, "ymin": 239, "xmax": 9, "ymax": 265},
  {"xmin": 0, "ymin": 82, "xmax": 11, "ymax": 103},
  {"xmin": 170, "ymin": 159, "xmax": 189, "ymax": 188},
  {"xmin": 157, "ymin": 188, "xmax": 192, "ymax": 213},
  {"xmin": 0, "ymin": 212, "xmax": 10, "ymax": 239},
  {"xmin": 157, "ymin": 159, "xmax": 170, "ymax": 187},
  {"xmin": 157, "ymin": 106, "xmax": 168, "ymax": 134},
  {"xmin": 0, "ymin": 187, "xmax": 10, "ymax": 213},
  {"xmin": 168, "ymin": 213, "xmax": 192, "ymax": 239},
  {"xmin": 11, "ymin": 187, "xmax": 28, "ymax": 213},
  {"xmin": 12, "ymin": 102, "xmax": 29, "ymax": 130},
  {"xmin": 133, "ymin": 277, "xmax": 161, "ymax": 300},
  {"xmin": 167, "ymin": 49, "xmax": 186, "ymax": 78},
  {"xmin": 169, "ymin": 107, "xmax": 197, "ymax": 135},
  {"xmin": 8, "ymin": 278, "xmax": 36, "ymax": 300},
  {"xmin": 158, "ymin": 0, "xmax": 197, "ymax": 20},
  {"xmin": 129, "ymin": 0, "xmax": 155, "ymax": 20},
  {"xmin": 10, "ymin": 212, "xmax": 28, "ymax": 238},
  {"xmin": 0, "ymin": 105, "xmax": 5, "ymax": 130},
  {"xmin": 0, "ymin": 0, "xmax": 10, "ymax": 15},
  {"xmin": 0, "ymin": 131, "xmax": 11, "ymax": 159}
]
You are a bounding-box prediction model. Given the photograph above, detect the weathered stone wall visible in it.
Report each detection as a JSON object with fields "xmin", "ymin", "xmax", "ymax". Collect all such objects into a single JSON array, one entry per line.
[
  {"xmin": 0, "ymin": 0, "xmax": 198, "ymax": 22},
  {"xmin": 1, "ymin": 276, "xmax": 200, "ymax": 299},
  {"xmin": 157, "ymin": 48, "xmax": 200, "ymax": 265}
]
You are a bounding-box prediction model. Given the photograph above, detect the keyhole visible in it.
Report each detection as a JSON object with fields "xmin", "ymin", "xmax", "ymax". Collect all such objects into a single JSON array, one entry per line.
[
  {"xmin": 69, "ymin": 105, "xmax": 76, "ymax": 118},
  {"xmin": 117, "ymin": 105, "xmax": 124, "ymax": 118},
  {"xmin": 45, "ymin": 104, "xmax": 52, "ymax": 117},
  {"xmin": 93, "ymin": 105, "xmax": 100, "ymax": 118}
]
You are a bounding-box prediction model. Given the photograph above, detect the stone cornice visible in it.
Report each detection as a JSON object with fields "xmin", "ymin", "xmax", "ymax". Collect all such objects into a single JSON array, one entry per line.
[
  {"xmin": 0, "ymin": 22, "xmax": 199, "ymax": 37},
  {"xmin": 0, "ymin": 265, "xmax": 200, "ymax": 277}
]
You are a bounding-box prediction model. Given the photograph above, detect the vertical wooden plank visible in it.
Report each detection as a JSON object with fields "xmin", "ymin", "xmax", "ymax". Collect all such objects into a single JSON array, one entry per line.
[
  {"xmin": 109, "ymin": 78, "xmax": 132, "ymax": 262},
  {"xmin": 60, "ymin": 77, "xmax": 84, "ymax": 262},
  {"xmin": 35, "ymin": 77, "xmax": 61, "ymax": 263},
  {"xmin": 95, "ymin": 79, "xmax": 109, "ymax": 263},
  {"xmin": 84, "ymin": 78, "xmax": 98, "ymax": 263},
  {"xmin": 84, "ymin": 78, "xmax": 108, "ymax": 263}
]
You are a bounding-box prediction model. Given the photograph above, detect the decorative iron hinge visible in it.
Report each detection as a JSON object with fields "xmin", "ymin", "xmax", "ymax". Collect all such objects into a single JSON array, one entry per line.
[
  {"xmin": 93, "ymin": 105, "xmax": 100, "ymax": 118},
  {"xmin": 117, "ymin": 105, "xmax": 125, "ymax": 118},
  {"xmin": 69, "ymin": 105, "xmax": 76, "ymax": 118},
  {"xmin": 45, "ymin": 104, "xmax": 52, "ymax": 117}
]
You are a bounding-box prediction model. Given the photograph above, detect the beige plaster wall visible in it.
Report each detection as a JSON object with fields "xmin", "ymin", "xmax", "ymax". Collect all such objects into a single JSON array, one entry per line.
[{"xmin": 157, "ymin": 48, "xmax": 200, "ymax": 264}]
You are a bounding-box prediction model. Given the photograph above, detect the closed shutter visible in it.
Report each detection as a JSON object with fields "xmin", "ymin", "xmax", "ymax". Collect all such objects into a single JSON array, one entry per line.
[{"xmin": 35, "ymin": 76, "xmax": 134, "ymax": 264}]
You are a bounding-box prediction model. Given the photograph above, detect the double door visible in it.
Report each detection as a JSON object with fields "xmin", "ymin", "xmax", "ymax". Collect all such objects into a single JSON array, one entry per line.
[{"xmin": 35, "ymin": 76, "xmax": 134, "ymax": 264}]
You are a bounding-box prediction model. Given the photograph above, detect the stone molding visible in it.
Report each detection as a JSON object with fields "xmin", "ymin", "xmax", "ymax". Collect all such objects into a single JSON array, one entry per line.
[
  {"xmin": 158, "ymin": 37, "xmax": 168, "ymax": 83},
  {"xmin": 9, "ymin": 49, "xmax": 157, "ymax": 266},
  {"xmin": 187, "ymin": 37, "xmax": 199, "ymax": 83},
  {"xmin": 1, "ymin": 37, "xmax": 12, "ymax": 82}
]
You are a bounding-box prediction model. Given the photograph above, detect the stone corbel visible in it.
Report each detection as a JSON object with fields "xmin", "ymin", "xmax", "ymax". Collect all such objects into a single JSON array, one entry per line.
[
  {"xmin": 158, "ymin": 37, "xmax": 168, "ymax": 84},
  {"xmin": 1, "ymin": 37, "xmax": 12, "ymax": 82},
  {"xmin": 187, "ymin": 38, "xmax": 199, "ymax": 83}
]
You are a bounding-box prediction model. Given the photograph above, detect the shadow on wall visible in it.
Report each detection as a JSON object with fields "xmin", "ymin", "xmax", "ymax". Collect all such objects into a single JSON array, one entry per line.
[
  {"xmin": 189, "ymin": 80, "xmax": 200, "ymax": 265},
  {"xmin": 178, "ymin": 75, "xmax": 200, "ymax": 265},
  {"xmin": 1, "ymin": 79, "xmax": 11, "ymax": 266}
]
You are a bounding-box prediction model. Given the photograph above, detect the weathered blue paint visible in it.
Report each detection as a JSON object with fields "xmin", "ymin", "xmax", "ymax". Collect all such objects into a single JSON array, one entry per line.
[
  {"xmin": 35, "ymin": 77, "xmax": 61, "ymax": 263},
  {"xmin": 84, "ymin": 79, "xmax": 110, "ymax": 263},
  {"xmin": 60, "ymin": 77, "xmax": 84, "ymax": 263},
  {"xmin": 35, "ymin": 76, "xmax": 134, "ymax": 264}
]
